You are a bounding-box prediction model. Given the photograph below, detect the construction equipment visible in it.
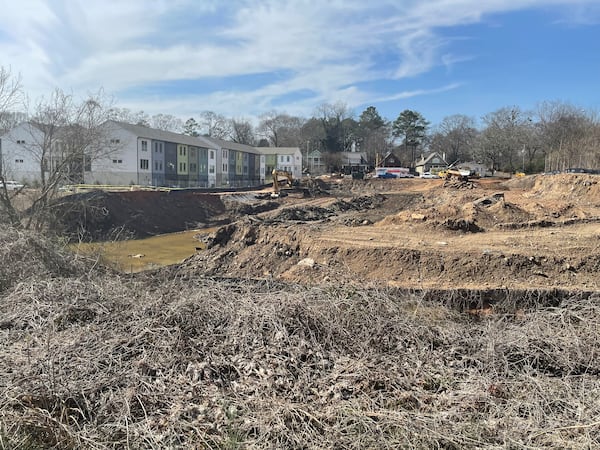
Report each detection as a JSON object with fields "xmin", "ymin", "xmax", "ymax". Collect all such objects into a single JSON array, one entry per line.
[
  {"xmin": 443, "ymin": 168, "xmax": 472, "ymax": 181},
  {"xmin": 271, "ymin": 169, "xmax": 294, "ymax": 197}
]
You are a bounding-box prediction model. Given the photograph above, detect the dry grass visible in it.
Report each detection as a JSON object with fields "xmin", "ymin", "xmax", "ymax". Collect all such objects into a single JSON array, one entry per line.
[{"xmin": 0, "ymin": 228, "xmax": 599, "ymax": 449}]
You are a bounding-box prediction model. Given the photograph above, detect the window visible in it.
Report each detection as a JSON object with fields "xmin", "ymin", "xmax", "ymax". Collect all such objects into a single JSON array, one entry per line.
[
  {"xmin": 209, "ymin": 166, "xmax": 215, "ymax": 174},
  {"xmin": 223, "ymin": 150, "xmax": 227, "ymax": 158},
  {"xmin": 110, "ymin": 139, "xmax": 120, "ymax": 144},
  {"xmin": 190, "ymin": 163, "xmax": 197, "ymax": 172},
  {"xmin": 154, "ymin": 161, "xmax": 158, "ymax": 171},
  {"xmin": 159, "ymin": 162, "xmax": 162, "ymax": 170},
  {"xmin": 15, "ymin": 159, "xmax": 23, "ymax": 163},
  {"xmin": 209, "ymin": 150, "xmax": 215, "ymax": 159},
  {"xmin": 16, "ymin": 140, "xmax": 25, "ymax": 144},
  {"xmin": 179, "ymin": 162, "xmax": 186, "ymax": 171},
  {"xmin": 141, "ymin": 140, "xmax": 148, "ymax": 151},
  {"xmin": 287, "ymin": 155, "xmax": 290, "ymax": 162},
  {"xmin": 112, "ymin": 159, "xmax": 123, "ymax": 164},
  {"xmin": 140, "ymin": 159, "xmax": 149, "ymax": 170},
  {"xmin": 223, "ymin": 164, "xmax": 227, "ymax": 171}
]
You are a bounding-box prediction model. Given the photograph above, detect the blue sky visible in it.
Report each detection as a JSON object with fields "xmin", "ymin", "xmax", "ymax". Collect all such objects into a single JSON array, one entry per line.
[{"xmin": 1, "ymin": 0, "xmax": 599, "ymax": 127}]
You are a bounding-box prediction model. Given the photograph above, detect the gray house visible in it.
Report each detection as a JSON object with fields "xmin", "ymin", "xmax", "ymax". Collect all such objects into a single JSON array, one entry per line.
[{"xmin": 415, "ymin": 152, "xmax": 448, "ymax": 175}]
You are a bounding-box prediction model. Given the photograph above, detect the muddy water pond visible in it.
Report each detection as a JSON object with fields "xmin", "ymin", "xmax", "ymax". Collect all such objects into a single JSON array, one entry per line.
[{"xmin": 73, "ymin": 228, "xmax": 215, "ymax": 273}]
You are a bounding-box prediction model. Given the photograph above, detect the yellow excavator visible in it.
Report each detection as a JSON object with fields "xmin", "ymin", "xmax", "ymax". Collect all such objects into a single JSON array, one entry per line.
[{"xmin": 271, "ymin": 169, "xmax": 294, "ymax": 197}]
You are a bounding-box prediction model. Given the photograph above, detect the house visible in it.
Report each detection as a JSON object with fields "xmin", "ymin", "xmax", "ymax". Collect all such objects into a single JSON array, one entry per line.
[
  {"xmin": 457, "ymin": 161, "xmax": 492, "ymax": 177},
  {"xmin": 255, "ymin": 147, "xmax": 303, "ymax": 181},
  {"xmin": 415, "ymin": 152, "xmax": 448, "ymax": 175},
  {"xmin": 0, "ymin": 122, "xmax": 47, "ymax": 184},
  {"xmin": 339, "ymin": 151, "xmax": 369, "ymax": 175},
  {"xmin": 0, "ymin": 121, "xmax": 119, "ymax": 185},
  {"xmin": 379, "ymin": 151, "xmax": 402, "ymax": 168},
  {"xmin": 306, "ymin": 149, "xmax": 325, "ymax": 175}
]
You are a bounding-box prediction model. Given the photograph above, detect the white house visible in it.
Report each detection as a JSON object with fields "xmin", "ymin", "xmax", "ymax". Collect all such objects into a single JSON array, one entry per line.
[
  {"xmin": 0, "ymin": 122, "xmax": 44, "ymax": 183},
  {"xmin": 256, "ymin": 147, "xmax": 303, "ymax": 180}
]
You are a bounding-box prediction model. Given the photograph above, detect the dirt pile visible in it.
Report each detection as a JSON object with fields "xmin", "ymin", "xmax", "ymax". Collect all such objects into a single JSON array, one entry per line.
[
  {"xmin": 527, "ymin": 173, "xmax": 600, "ymax": 201},
  {"xmin": 52, "ymin": 190, "xmax": 228, "ymax": 241}
]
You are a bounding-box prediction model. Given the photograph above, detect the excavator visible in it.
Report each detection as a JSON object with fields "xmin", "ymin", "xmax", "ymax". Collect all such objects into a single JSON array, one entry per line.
[
  {"xmin": 439, "ymin": 161, "xmax": 473, "ymax": 182},
  {"xmin": 271, "ymin": 169, "xmax": 294, "ymax": 198},
  {"xmin": 443, "ymin": 168, "xmax": 472, "ymax": 181}
]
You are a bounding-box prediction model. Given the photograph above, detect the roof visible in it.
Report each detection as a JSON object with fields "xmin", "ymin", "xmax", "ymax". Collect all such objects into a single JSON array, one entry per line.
[
  {"xmin": 415, "ymin": 152, "xmax": 447, "ymax": 166},
  {"xmin": 106, "ymin": 121, "xmax": 218, "ymax": 149},
  {"xmin": 112, "ymin": 122, "xmax": 265, "ymax": 154},
  {"xmin": 200, "ymin": 137, "xmax": 263, "ymax": 155},
  {"xmin": 255, "ymin": 147, "xmax": 301, "ymax": 156},
  {"xmin": 339, "ymin": 151, "xmax": 368, "ymax": 164}
]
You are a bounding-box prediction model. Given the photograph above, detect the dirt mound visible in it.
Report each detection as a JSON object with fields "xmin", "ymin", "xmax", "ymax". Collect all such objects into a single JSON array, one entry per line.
[
  {"xmin": 52, "ymin": 190, "xmax": 228, "ymax": 241},
  {"xmin": 527, "ymin": 173, "xmax": 600, "ymax": 201}
]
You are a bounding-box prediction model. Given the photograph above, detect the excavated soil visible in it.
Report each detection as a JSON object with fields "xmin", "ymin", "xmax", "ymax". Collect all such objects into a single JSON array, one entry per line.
[{"xmin": 58, "ymin": 174, "xmax": 600, "ymax": 290}]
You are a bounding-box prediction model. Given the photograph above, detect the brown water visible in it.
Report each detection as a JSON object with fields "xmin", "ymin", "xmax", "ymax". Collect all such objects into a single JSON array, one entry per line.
[{"xmin": 72, "ymin": 228, "xmax": 215, "ymax": 273}]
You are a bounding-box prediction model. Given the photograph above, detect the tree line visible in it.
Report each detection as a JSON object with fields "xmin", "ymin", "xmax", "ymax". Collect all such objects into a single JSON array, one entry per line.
[{"xmin": 160, "ymin": 102, "xmax": 600, "ymax": 176}]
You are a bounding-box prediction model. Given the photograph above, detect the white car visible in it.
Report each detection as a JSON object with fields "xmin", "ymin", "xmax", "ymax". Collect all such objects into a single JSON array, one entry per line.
[
  {"xmin": 2, "ymin": 180, "xmax": 24, "ymax": 190},
  {"xmin": 420, "ymin": 172, "xmax": 437, "ymax": 179}
]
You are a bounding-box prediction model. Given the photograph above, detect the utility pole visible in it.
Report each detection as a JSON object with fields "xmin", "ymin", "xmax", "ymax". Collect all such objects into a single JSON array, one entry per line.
[{"xmin": 305, "ymin": 141, "xmax": 309, "ymax": 174}]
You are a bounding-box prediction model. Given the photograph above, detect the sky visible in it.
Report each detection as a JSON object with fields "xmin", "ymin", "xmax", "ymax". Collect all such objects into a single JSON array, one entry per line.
[{"xmin": 1, "ymin": 0, "xmax": 600, "ymax": 127}]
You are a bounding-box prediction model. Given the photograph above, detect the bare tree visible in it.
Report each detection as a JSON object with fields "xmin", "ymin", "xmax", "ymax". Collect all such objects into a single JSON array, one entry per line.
[
  {"xmin": 536, "ymin": 101, "xmax": 598, "ymax": 171},
  {"xmin": 229, "ymin": 118, "xmax": 255, "ymax": 145},
  {"xmin": 0, "ymin": 67, "xmax": 23, "ymax": 132},
  {"xmin": 107, "ymin": 108, "xmax": 150, "ymax": 126},
  {"xmin": 13, "ymin": 89, "xmax": 119, "ymax": 230},
  {"xmin": 0, "ymin": 67, "xmax": 24, "ymax": 226},
  {"xmin": 476, "ymin": 107, "xmax": 532, "ymax": 172},
  {"xmin": 429, "ymin": 114, "xmax": 477, "ymax": 164},
  {"xmin": 151, "ymin": 114, "xmax": 183, "ymax": 133},
  {"xmin": 257, "ymin": 111, "xmax": 305, "ymax": 147},
  {"xmin": 199, "ymin": 111, "xmax": 231, "ymax": 139}
]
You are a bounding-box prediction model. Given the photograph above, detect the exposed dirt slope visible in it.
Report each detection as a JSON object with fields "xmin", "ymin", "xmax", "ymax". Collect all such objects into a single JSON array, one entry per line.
[
  {"xmin": 179, "ymin": 174, "xmax": 600, "ymax": 291},
  {"xmin": 53, "ymin": 190, "xmax": 228, "ymax": 241}
]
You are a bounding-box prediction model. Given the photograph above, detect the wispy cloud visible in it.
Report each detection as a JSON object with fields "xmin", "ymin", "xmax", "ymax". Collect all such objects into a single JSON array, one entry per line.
[{"xmin": 0, "ymin": 0, "xmax": 598, "ymax": 120}]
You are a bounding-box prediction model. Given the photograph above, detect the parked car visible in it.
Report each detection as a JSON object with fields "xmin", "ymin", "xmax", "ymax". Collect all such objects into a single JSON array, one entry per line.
[
  {"xmin": 420, "ymin": 172, "xmax": 437, "ymax": 179},
  {"xmin": 2, "ymin": 180, "xmax": 24, "ymax": 190}
]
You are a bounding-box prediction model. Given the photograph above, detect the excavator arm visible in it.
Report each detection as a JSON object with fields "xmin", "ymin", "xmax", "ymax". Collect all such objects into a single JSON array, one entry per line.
[{"xmin": 272, "ymin": 169, "xmax": 293, "ymax": 196}]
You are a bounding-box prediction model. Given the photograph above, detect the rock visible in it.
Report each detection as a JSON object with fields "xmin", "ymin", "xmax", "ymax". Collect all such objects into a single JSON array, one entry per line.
[
  {"xmin": 411, "ymin": 213, "xmax": 426, "ymax": 220},
  {"xmin": 297, "ymin": 258, "xmax": 315, "ymax": 268}
]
